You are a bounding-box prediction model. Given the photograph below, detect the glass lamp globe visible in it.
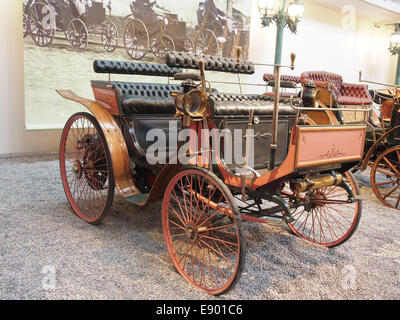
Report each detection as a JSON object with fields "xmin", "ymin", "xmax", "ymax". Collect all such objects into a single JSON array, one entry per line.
[
  {"xmin": 390, "ymin": 32, "xmax": 400, "ymax": 49},
  {"xmin": 288, "ymin": 0, "xmax": 304, "ymax": 20}
]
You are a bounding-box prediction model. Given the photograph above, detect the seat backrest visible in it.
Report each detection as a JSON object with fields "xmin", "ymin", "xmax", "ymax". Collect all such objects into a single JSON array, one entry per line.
[
  {"xmin": 93, "ymin": 60, "xmax": 182, "ymax": 77},
  {"xmin": 165, "ymin": 51, "xmax": 255, "ymax": 74},
  {"xmin": 301, "ymin": 71, "xmax": 343, "ymax": 97}
]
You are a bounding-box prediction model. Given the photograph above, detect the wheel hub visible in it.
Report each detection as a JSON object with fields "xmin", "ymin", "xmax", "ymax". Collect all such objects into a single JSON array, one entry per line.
[
  {"xmin": 185, "ymin": 225, "xmax": 198, "ymax": 242},
  {"xmin": 73, "ymin": 160, "xmax": 83, "ymax": 179}
]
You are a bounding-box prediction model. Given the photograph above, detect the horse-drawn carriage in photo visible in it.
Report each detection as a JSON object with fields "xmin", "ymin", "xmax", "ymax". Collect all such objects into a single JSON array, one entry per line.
[
  {"xmin": 195, "ymin": 0, "xmax": 250, "ymax": 59},
  {"xmin": 290, "ymin": 70, "xmax": 400, "ymax": 210},
  {"xmin": 123, "ymin": 0, "xmax": 194, "ymax": 61},
  {"xmin": 24, "ymin": 0, "xmax": 118, "ymax": 52},
  {"xmin": 56, "ymin": 48, "xmax": 366, "ymax": 294}
]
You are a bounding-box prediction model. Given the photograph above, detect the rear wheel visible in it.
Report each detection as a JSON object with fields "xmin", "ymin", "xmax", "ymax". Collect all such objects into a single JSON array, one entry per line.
[
  {"xmin": 285, "ymin": 172, "xmax": 361, "ymax": 247},
  {"xmin": 162, "ymin": 166, "xmax": 246, "ymax": 295},
  {"xmin": 371, "ymin": 146, "xmax": 400, "ymax": 209},
  {"xmin": 59, "ymin": 112, "xmax": 115, "ymax": 225},
  {"xmin": 152, "ymin": 35, "xmax": 175, "ymax": 61},
  {"xmin": 195, "ymin": 29, "xmax": 219, "ymax": 56},
  {"xmin": 66, "ymin": 18, "xmax": 88, "ymax": 52},
  {"xmin": 101, "ymin": 22, "xmax": 119, "ymax": 52},
  {"xmin": 124, "ymin": 18, "xmax": 149, "ymax": 60}
]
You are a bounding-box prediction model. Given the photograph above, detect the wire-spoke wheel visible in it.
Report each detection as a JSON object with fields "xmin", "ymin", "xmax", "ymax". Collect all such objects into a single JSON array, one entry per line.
[
  {"xmin": 152, "ymin": 35, "xmax": 175, "ymax": 61},
  {"xmin": 124, "ymin": 18, "xmax": 149, "ymax": 60},
  {"xmin": 285, "ymin": 172, "xmax": 361, "ymax": 247},
  {"xmin": 183, "ymin": 37, "xmax": 194, "ymax": 54},
  {"xmin": 101, "ymin": 22, "xmax": 119, "ymax": 52},
  {"xmin": 27, "ymin": 1, "xmax": 55, "ymax": 47},
  {"xmin": 162, "ymin": 166, "xmax": 246, "ymax": 295},
  {"xmin": 371, "ymin": 146, "xmax": 400, "ymax": 209},
  {"xmin": 59, "ymin": 112, "xmax": 114, "ymax": 225},
  {"xmin": 66, "ymin": 18, "xmax": 88, "ymax": 52},
  {"xmin": 195, "ymin": 29, "xmax": 220, "ymax": 56}
]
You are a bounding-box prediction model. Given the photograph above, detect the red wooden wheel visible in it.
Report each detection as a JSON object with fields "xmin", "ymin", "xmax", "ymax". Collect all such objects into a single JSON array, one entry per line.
[
  {"xmin": 285, "ymin": 172, "xmax": 361, "ymax": 247},
  {"xmin": 371, "ymin": 146, "xmax": 400, "ymax": 209},
  {"xmin": 162, "ymin": 166, "xmax": 245, "ymax": 295},
  {"xmin": 59, "ymin": 112, "xmax": 114, "ymax": 224}
]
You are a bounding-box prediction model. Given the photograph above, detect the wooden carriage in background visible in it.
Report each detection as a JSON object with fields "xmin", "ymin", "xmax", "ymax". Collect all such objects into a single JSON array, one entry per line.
[
  {"xmin": 56, "ymin": 48, "xmax": 366, "ymax": 295},
  {"xmin": 23, "ymin": 0, "xmax": 118, "ymax": 52},
  {"xmin": 288, "ymin": 69, "xmax": 400, "ymax": 210},
  {"xmin": 123, "ymin": 0, "xmax": 194, "ymax": 61}
]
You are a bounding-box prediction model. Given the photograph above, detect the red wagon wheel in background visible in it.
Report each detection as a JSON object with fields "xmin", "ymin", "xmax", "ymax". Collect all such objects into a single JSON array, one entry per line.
[
  {"xmin": 101, "ymin": 22, "xmax": 119, "ymax": 52},
  {"xmin": 66, "ymin": 18, "xmax": 89, "ymax": 52},
  {"xmin": 27, "ymin": 1, "xmax": 55, "ymax": 47},
  {"xmin": 371, "ymin": 146, "xmax": 400, "ymax": 209},
  {"xmin": 59, "ymin": 112, "xmax": 115, "ymax": 225},
  {"xmin": 284, "ymin": 172, "xmax": 362, "ymax": 247},
  {"xmin": 124, "ymin": 18, "xmax": 149, "ymax": 60},
  {"xmin": 195, "ymin": 29, "xmax": 220, "ymax": 56},
  {"xmin": 162, "ymin": 166, "xmax": 246, "ymax": 295},
  {"xmin": 152, "ymin": 35, "xmax": 176, "ymax": 61}
]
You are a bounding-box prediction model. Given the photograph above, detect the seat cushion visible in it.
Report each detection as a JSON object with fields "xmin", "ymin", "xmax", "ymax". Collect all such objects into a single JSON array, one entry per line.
[
  {"xmin": 209, "ymin": 93, "xmax": 297, "ymax": 117},
  {"xmin": 111, "ymin": 82, "xmax": 181, "ymax": 115}
]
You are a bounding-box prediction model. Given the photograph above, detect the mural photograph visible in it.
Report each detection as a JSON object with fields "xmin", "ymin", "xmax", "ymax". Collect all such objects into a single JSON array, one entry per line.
[{"xmin": 22, "ymin": 0, "xmax": 252, "ymax": 129}]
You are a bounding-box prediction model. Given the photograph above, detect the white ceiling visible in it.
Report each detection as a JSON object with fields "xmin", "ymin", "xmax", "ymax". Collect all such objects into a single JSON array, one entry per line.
[{"xmin": 306, "ymin": 0, "xmax": 400, "ymax": 24}]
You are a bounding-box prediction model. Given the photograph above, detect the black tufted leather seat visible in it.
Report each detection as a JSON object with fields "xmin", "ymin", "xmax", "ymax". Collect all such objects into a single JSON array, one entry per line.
[
  {"xmin": 93, "ymin": 60, "xmax": 182, "ymax": 77},
  {"xmin": 92, "ymin": 80, "xmax": 181, "ymax": 115},
  {"xmin": 165, "ymin": 51, "xmax": 255, "ymax": 74},
  {"xmin": 209, "ymin": 93, "xmax": 297, "ymax": 117}
]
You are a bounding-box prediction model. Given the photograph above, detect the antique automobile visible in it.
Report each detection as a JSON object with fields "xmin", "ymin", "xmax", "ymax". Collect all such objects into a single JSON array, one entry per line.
[
  {"xmin": 56, "ymin": 49, "xmax": 366, "ymax": 295},
  {"xmin": 297, "ymin": 70, "xmax": 400, "ymax": 210},
  {"xmin": 124, "ymin": 0, "xmax": 194, "ymax": 61},
  {"xmin": 24, "ymin": 0, "xmax": 118, "ymax": 52}
]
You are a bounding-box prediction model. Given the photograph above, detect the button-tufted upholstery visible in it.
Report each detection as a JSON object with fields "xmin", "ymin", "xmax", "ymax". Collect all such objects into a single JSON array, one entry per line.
[
  {"xmin": 92, "ymin": 80, "xmax": 181, "ymax": 115},
  {"xmin": 209, "ymin": 93, "xmax": 297, "ymax": 117},
  {"xmin": 301, "ymin": 71, "xmax": 372, "ymax": 105},
  {"xmin": 93, "ymin": 60, "xmax": 182, "ymax": 77},
  {"xmin": 165, "ymin": 51, "xmax": 255, "ymax": 74},
  {"xmin": 263, "ymin": 73, "xmax": 302, "ymax": 84}
]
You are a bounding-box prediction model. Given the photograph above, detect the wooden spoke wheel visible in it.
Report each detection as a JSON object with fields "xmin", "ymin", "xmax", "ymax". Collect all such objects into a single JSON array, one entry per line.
[
  {"xmin": 66, "ymin": 18, "xmax": 88, "ymax": 52},
  {"xmin": 371, "ymin": 146, "xmax": 400, "ymax": 209},
  {"xmin": 101, "ymin": 22, "xmax": 119, "ymax": 52},
  {"xmin": 285, "ymin": 172, "xmax": 361, "ymax": 247},
  {"xmin": 162, "ymin": 166, "xmax": 246, "ymax": 295},
  {"xmin": 23, "ymin": 11, "xmax": 29, "ymax": 38},
  {"xmin": 183, "ymin": 37, "xmax": 194, "ymax": 54},
  {"xmin": 152, "ymin": 35, "xmax": 175, "ymax": 61},
  {"xmin": 27, "ymin": 1, "xmax": 55, "ymax": 47},
  {"xmin": 124, "ymin": 18, "xmax": 149, "ymax": 60},
  {"xmin": 59, "ymin": 112, "xmax": 114, "ymax": 225},
  {"xmin": 195, "ymin": 29, "xmax": 220, "ymax": 56}
]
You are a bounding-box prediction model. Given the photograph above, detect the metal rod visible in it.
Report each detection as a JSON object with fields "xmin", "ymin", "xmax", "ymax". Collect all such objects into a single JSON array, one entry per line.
[{"xmin": 270, "ymin": 65, "xmax": 282, "ymax": 170}]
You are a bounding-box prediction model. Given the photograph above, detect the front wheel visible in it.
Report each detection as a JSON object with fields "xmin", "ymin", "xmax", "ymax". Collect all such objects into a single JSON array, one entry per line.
[
  {"xmin": 286, "ymin": 172, "xmax": 361, "ymax": 247},
  {"xmin": 162, "ymin": 166, "xmax": 246, "ymax": 295},
  {"xmin": 66, "ymin": 18, "xmax": 88, "ymax": 52},
  {"xmin": 371, "ymin": 146, "xmax": 400, "ymax": 209},
  {"xmin": 101, "ymin": 22, "xmax": 119, "ymax": 52},
  {"xmin": 59, "ymin": 112, "xmax": 115, "ymax": 224}
]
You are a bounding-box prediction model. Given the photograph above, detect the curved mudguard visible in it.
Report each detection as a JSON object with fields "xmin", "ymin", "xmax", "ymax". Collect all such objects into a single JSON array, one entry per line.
[{"xmin": 57, "ymin": 90, "xmax": 141, "ymax": 198}]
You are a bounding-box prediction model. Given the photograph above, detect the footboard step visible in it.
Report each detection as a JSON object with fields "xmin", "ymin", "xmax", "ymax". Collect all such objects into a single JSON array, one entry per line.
[
  {"xmin": 354, "ymin": 195, "xmax": 367, "ymax": 201},
  {"xmin": 241, "ymin": 215, "xmax": 286, "ymax": 226},
  {"xmin": 123, "ymin": 193, "xmax": 150, "ymax": 205}
]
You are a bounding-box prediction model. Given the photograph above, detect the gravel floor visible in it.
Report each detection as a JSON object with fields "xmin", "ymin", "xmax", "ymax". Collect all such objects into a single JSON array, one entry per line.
[{"xmin": 0, "ymin": 154, "xmax": 399, "ymax": 300}]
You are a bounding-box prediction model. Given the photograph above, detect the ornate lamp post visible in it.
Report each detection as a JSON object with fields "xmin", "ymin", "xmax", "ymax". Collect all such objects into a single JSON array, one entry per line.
[
  {"xmin": 389, "ymin": 23, "xmax": 400, "ymax": 85},
  {"xmin": 258, "ymin": 0, "xmax": 304, "ymax": 65}
]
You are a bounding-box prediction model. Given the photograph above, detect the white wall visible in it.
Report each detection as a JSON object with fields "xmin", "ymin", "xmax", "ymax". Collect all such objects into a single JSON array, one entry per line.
[
  {"xmin": 0, "ymin": 0, "xmax": 397, "ymax": 155},
  {"xmin": 0, "ymin": 0, "xmax": 61, "ymax": 155},
  {"xmin": 248, "ymin": 0, "xmax": 397, "ymax": 88}
]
